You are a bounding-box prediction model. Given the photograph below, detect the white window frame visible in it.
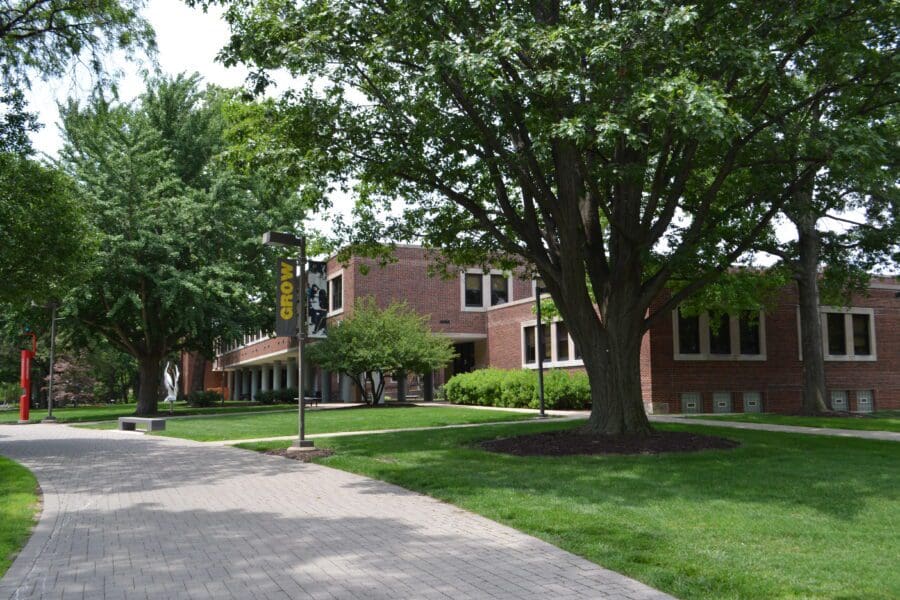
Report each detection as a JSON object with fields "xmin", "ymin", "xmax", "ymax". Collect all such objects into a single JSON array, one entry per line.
[
  {"xmin": 672, "ymin": 310, "xmax": 767, "ymax": 361},
  {"xmin": 820, "ymin": 306, "xmax": 876, "ymax": 362},
  {"xmin": 327, "ymin": 269, "xmax": 344, "ymax": 316},
  {"xmin": 460, "ymin": 269, "xmax": 514, "ymax": 312},
  {"xmin": 520, "ymin": 319, "xmax": 584, "ymax": 368}
]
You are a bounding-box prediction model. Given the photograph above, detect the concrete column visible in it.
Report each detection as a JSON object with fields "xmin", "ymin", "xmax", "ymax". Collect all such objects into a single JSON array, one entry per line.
[
  {"xmin": 321, "ymin": 369, "xmax": 331, "ymax": 404},
  {"xmin": 396, "ymin": 370, "xmax": 407, "ymax": 403},
  {"xmin": 287, "ymin": 359, "xmax": 297, "ymax": 391},
  {"xmin": 423, "ymin": 370, "xmax": 434, "ymax": 402},
  {"xmin": 227, "ymin": 371, "xmax": 235, "ymax": 401},
  {"xmin": 372, "ymin": 372, "xmax": 383, "ymax": 404},
  {"xmin": 272, "ymin": 361, "xmax": 281, "ymax": 391},
  {"xmin": 262, "ymin": 365, "xmax": 271, "ymax": 392},
  {"xmin": 251, "ymin": 368, "xmax": 260, "ymax": 400},
  {"xmin": 340, "ymin": 374, "xmax": 353, "ymax": 403}
]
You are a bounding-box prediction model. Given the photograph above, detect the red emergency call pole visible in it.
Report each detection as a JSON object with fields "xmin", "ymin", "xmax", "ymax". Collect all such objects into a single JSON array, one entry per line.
[{"xmin": 19, "ymin": 333, "xmax": 36, "ymax": 423}]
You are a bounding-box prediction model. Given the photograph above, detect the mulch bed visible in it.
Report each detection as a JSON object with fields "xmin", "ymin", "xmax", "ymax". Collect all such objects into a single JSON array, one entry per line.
[
  {"xmin": 265, "ymin": 448, "xmax": 335, "ymax": 462},
  {"xmin": 480, "ymin": 428, "xmax": 739, "ymax": 456}
]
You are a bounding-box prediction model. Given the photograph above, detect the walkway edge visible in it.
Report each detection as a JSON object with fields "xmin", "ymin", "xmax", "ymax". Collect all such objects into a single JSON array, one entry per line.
[{"xmin": 650, "ymin": 415, "xmax": 900, "ymax": 441}]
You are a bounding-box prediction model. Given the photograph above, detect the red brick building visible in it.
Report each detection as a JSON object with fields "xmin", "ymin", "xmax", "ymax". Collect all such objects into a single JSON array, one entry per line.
[{"xmin": 201, "ymin": 246, "xmax": 899, "ymax": 413}]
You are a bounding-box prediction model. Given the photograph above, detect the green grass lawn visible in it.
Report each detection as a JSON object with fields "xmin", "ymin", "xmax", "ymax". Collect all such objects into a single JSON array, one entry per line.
[
  {"xmin": 685, "ymin": 410, "xmax": 900, "ymax": 433},
  {"xmin": 239, "ymin": 421, "xmax": 900, "ymax": 600},
  {"xmin": 0, "ymin": 456, "xmax": 39, "ymax": 577},
  {"xmin": 0, "ymin": 401, "xmax": 297, "ymax": 424},
  {"xmin": 81, "ymin": 405, "xmax": 541, "ymax": 441}
]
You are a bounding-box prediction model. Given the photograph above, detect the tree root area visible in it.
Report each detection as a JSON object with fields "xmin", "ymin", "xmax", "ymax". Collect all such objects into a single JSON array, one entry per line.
[
  {"xmin": 266, "ymin": 448, "xmax": 335, "ymax": 462},
  {"xmin": 480, "ymin": 428, "xmax": 739, "ymax": 456}
]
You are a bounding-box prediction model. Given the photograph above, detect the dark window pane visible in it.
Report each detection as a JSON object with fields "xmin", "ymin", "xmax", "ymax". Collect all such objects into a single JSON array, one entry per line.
[
  {"xmin": 465, "ymin": 273, "xmax": 483, "ymax": 307},
  {"xmin": 540, "ymin": 323, "xmax": 551, "ymax": 362},
  {"xmin": 524, "ymin": 326, "xmax": 536, "ymax": 364},
  {"xmin": 739, "ymin": 312, "xmax": 761, "ymax": 355},
  {"xmin": 852, "ymin": 314, "xmax": 871, "ymax": 355},
  {"xmin": 556, "ymin": 322, "xmax": 569, "ymax": 361},
  {"xmin": 708, "ymin": 313, "xmax": 731, "ymax": 355},
  {"xmin": 678, "ymin": 310, "xmax": 701, "ymax": 354},
  {"xmin": 330, "ymin": 276, "xmax": 343, "ymax": 311},
  {"xmin": 490, "ymin": 275, "xmax": 509, "ymax": 305},
  {"xmin": 827, "ymin": 312, "xmax": 846, "ymax": 355}
]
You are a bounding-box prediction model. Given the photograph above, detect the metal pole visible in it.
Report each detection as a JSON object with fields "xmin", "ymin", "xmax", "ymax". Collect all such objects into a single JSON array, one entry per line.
[
  {"xmin": 43, "ymin": 304, "xmax": 58, "ymax": 422},
  {"xmin": 535, "ymin": 283, "xmax": 546, "ymax": 418},
  {"xmin": 296, "ymin": 238, "xmax": 313, "ymax": 447}
]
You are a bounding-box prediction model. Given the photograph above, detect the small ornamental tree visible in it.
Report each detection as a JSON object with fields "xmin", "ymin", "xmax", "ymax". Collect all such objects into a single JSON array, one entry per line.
[{"xmin": 307, "ymin": 298, "xmax": 456, "ymax": 405}]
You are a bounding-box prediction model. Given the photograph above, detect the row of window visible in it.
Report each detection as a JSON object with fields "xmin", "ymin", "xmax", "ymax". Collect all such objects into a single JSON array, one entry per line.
[
  {"xmin": 680, "ymin": 389, "xmax": 875, "ymax": 413},
  {"xmin": 522, "ymin": 321, "xmax": 583, "ymax": 367},
  {"xmin": 673, "ymin": 307, "xmax": 876, "ymax": 361},
  {"xmin": 463, "ymin": 271, "xmax": 512, "ymax": 309}
]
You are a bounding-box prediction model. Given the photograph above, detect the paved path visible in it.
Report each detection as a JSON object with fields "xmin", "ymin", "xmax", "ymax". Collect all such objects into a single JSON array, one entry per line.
[
  {"xmin": 650, "ymin": 415, "xmax": 900, "ymax": 442},
  {"xmin": 0, "ymin": 424, "xmax": 671, "ymax": 600}
]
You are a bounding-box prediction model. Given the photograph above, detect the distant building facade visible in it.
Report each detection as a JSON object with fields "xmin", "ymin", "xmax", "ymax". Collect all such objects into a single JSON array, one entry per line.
[{"xmin": 187, "ymin": 246, "xmax": 899, "ymax": 413}]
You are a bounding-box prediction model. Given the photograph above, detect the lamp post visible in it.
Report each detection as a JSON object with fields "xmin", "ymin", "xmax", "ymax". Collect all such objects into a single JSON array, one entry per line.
[
  {"xmin": 534, "ymin": 278, "xmax": 547, "ymax": 418},
  {"xmin": 263, "ymin": 231, "xmax": 314, "ymax": 449},
  {"xmin": 43, "ymin": 302, "xmax": 59, "ymax": 423}
]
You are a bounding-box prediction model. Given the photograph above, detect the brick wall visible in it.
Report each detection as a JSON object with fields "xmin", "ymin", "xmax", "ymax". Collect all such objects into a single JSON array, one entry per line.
[{"xmin": 647, "ymin": 283, "xmax": 900, "ymax": 413}]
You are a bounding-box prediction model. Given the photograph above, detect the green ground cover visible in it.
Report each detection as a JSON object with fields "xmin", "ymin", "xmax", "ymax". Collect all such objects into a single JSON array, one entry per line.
[
  {"xmin": 239, "ymin": 421, "xmax": 900, "ymax": 600},
  {"xmin": 685, "ymin": 411, "xmax": 900, "ymax": 433},
  {"xmin": 0, "ymin": 402, "xmax": 297, "ymax": 424},
  {"xmin": 0, "ymin": 456, "xmax": 39, "ymax": 577},
  {"xmin": 82, "ymin": 405, "xmax": 540, "ymax": 441}
]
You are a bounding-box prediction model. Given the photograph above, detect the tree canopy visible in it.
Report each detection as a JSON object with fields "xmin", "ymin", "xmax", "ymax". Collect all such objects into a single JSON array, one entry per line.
[
  {"xmin": 59, "ymin": 74, "xmax": 304, "ymax": 415},
  {"xmin": 307, "ymin": 298, "xmax": 456, "ymax": 405}
]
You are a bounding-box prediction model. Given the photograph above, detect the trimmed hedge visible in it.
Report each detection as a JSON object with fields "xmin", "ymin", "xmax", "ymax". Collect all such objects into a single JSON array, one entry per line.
[
  {"xmin": 444, "ymin": 368, "xmax": 590, "ymax": 410},
  {"xmin": 254, "ymin": 388, "xmax": 298, "ymax": 405},
  {"xmin": 187, "ymin": 390, "xmax": 223, "ymax": 407}
]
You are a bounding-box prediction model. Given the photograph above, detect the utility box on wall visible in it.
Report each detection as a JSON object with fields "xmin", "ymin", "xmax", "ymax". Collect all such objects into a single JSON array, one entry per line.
[
  {"xmin": 830, "ymin": 390, "xmax": 848, "ymax": 412},
  {"xmin": 713, "ymin": 392, "xmax": 732, "ymax": 413},
  {"xmin": 855, "ymin": 390, "xmax": 874, "ymax": 413},
  {"xmin": 681, "ymin": 392, "xmax": 702, "ymax": 414},
  {"xmin": 742, "ymin": 391, "xmax": 762, "ymax": 413}
]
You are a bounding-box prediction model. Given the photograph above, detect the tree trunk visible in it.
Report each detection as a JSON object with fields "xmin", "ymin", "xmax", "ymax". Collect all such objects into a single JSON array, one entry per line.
[
  {"xmin": 135, "ymin": 356, "xmax": 162, "ymax": 416},
  {"xmin": 794, "ymin": 216, "xmax": 830, "ymax": 415},
  {"xmin": 190, "ymin": 355, "xmax": 206, "ymax": 393}
]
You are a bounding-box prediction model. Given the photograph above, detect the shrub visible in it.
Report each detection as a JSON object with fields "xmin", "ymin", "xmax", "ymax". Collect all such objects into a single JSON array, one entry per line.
[
  {"xmin": 254, "ymin": 388, "xmax": 298, "ymax": 405},
  {"xmin": 444, "ymin": 368, "xmax": 590, "ymax": 410},
  {"xmin": 187, "ymin": 390, "xmax": 223, "ymax": 407}
]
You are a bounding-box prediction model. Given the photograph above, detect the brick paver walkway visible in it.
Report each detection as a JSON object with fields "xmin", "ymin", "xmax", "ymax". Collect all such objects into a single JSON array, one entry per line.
[
  {"xmin": 650, "ymin": 415, "xmax": 900, "ymax": 442},
  {"xmin": 0, "ymin": 424, "xmax": 672, "ymax": 600}
]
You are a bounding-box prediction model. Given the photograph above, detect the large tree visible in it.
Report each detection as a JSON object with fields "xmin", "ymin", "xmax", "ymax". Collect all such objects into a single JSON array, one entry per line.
[
  {"xmin": 59, "ymin": 74, "xmax": 300, "ymax": 415},
  {"xmin": 204, "ymin": 0, "xmax": 898, "ymax": 434}
]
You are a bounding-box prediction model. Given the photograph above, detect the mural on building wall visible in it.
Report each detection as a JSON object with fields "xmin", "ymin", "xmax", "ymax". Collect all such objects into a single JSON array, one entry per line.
[{"xmin": 308, "ymin": 261, "xmax": 328, "ymax": 338}]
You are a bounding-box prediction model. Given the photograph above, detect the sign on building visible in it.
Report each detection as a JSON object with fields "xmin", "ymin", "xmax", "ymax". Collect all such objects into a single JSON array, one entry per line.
[
  {"xmin": 307, "ymin": 261, "xmax": 328, "ymax": 338},
  {"xmin": 275, "ymin": 258, "xmax": 298, "ymax": 337}
]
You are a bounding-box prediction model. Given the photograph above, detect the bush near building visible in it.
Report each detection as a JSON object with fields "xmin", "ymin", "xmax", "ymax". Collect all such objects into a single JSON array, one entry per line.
[
  {"xmin": 186, "ymin": 390, "xmax": 224, "ymax": 408},
  {"xmin": 444, "ymin": 369, "xmax": 590, "ymax": 410},
  {"xmin": 254, "ymin": 388, "xmax": 298, "ymax": 405}
]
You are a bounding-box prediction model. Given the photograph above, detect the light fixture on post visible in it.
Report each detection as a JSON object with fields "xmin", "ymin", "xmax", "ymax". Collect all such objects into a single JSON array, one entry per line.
[{"xmin": 262, "ymin": 231, "xmax": 314, "ymax": 450}]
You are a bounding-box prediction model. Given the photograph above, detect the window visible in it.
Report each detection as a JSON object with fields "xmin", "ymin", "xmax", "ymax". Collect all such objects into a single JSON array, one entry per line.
[
  {"xmin": 852, "ymin": 314, "xmax": 871, "ymax": 355},
  {"xmin": 677, "ymin": 310, "xmax": 701, "ymax": 354},
  {"xmin": 523, "ymin": 326, "xmax": 536, "ymax": 364},
  {"xmin": 490, "ymin": 274, "xmax": 509, "ymax": 306},
  {"xmin": 738, "ymin": 312, "xmax": 761, "ymax": 355},
  {"xmin": 673, "ymin": 308, "xmax": 766, "ymax": 360},
  {"xmin": 522, "ymin": 321, "xmax": 582, "ymax": 367},
  {"xmin": 464, "ymin": 273, "xmax": 484, "ymax": 308},
  {"xmin": 818, "ymin": 308, "xmax": 875, "ymax": 360},
  {"xmin": 329, "ymin": 274, "xmax": 343, "ymax": 312},
  {"xmin": 556, "ymin": 322, "xmax": 570, "ymax": 361},
  {"xmin": 708, "ymin": 314, "xmax": 731, "ymax": 355}
]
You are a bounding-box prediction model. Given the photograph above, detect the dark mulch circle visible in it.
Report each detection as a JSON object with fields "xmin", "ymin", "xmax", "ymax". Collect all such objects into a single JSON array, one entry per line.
[
  {"xmin": 480, "ymin": 428, "xmax": 739, "ymax": 456},
  {"xmin": 265, "ymin": 448, "xmax": 335, "ymax": 462}
]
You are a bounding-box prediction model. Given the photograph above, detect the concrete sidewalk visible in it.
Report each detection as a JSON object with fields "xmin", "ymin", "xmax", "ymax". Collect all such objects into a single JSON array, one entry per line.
[
  {"xmin": 0, "ymin": 423, "xmax": 672, "ymax": 600},
  {"xmin": 650, "ymin": 415, "xmax": 900, "ymax": 442}
]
